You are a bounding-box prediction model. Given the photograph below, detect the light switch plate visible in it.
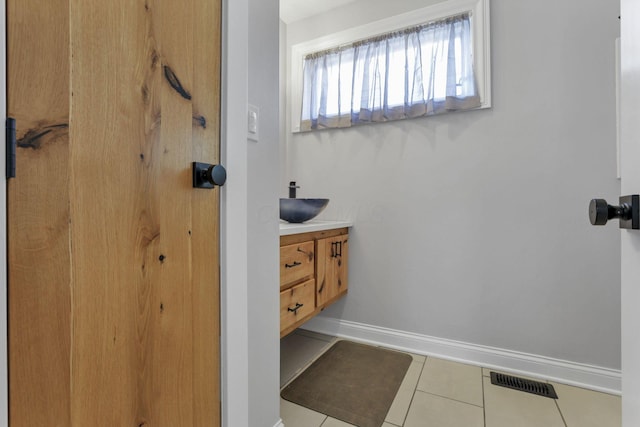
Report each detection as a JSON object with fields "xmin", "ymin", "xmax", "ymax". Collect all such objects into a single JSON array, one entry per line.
[{"xmin": 248, "ymin": 104, "xmax": 259, "ymax": 142}]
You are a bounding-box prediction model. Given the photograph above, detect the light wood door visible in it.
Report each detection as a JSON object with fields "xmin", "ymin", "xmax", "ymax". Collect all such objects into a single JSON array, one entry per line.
[{"xmin": 7, "ymin": 0, "xmax": 221, "ymax": 425}]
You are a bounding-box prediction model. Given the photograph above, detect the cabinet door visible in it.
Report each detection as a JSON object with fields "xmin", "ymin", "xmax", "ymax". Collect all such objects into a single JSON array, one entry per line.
[{"xmin": 316, "ymin": 234, "xmax": 349, "ymax": 307}]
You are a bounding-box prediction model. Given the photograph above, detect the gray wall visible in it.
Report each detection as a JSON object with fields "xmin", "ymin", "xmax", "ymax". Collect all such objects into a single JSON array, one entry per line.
[
  {"xmin": 284, "ymin": 0, "xmax": 622, "ymax": 369},
  {"xmin": 248, "ymin": 0, "xmax": 280, "ymax": 425}
]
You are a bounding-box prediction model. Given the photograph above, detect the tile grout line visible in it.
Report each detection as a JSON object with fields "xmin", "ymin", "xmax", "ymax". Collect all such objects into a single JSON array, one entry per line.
[
  {"xmin": 481, "ymin": 367, "xmax": 487, "ymax": 427},
  {"xmin": 399, "ymin": 355, "xmax": 428, "ymax": 427},
  {"xmin": 412, "ymin": 389, "xmax": 485, "ymax": 409},
  {"xmin": 554, "ymin": 398, "xmax": 569, "ymax": 427}
]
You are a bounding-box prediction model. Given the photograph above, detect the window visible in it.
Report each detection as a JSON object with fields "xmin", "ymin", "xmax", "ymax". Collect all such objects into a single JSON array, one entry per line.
[{"xmin": 289, "ymin": 0, "xmax": 491, "ymax": 132}]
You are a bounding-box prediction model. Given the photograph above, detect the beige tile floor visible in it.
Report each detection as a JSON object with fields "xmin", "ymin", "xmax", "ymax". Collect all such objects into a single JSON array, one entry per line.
[{"xmin": 280, "ymin": 329, "xmax": 621, "ymax": 427}]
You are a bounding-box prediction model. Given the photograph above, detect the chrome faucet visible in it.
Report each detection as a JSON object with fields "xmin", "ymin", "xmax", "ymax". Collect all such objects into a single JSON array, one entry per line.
[{"xmin": 289, "ymin": 181, "xmax": 300, "ymax": 198}]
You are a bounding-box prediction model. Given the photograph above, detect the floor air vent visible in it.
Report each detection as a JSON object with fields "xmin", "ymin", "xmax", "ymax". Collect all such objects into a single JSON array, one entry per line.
[{"xmin": 490, "ymin": 372, "xmax": 558, "ymax": 399}]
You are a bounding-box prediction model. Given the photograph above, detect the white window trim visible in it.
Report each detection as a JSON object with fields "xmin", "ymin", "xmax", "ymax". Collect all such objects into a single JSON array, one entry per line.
[{"xmin": 288, "ymin": 0, "xmax": 491, "ymax": 133}]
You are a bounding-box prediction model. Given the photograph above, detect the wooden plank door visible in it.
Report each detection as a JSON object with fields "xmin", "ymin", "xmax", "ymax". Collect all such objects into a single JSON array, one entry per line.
[{"xmin": 7, "ymin": 0, "xmax": 221, "ymax": 425}]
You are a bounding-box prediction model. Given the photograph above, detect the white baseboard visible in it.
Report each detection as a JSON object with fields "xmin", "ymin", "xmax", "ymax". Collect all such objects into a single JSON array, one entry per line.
[
  {"xmin": 273, "ymin": 420, "xmax": 285, "ymax": 427},
  {"xmin": 301, "ymin": 316, "xmax": 621, "ymax": 395}
]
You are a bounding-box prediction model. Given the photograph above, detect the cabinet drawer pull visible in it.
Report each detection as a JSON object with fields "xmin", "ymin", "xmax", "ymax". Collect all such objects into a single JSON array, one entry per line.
[
  {"xmin": 331, "ymin": 241, "xmax": 343, "ymax": 258},
  {"xmin": 287, "ymin": 303, "xmax": 304, "ymax": 314},
  {"xmin": 285, "ymin": 261, "xmax": 302, "ymax": 269}
]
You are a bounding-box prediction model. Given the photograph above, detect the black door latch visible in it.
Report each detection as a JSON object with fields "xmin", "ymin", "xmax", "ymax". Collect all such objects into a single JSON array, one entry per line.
[
  {"xmin": 589, "ymin": 195, "xmax": 639, "ymax": 229},
  {"xmin": 192, "ymin": 162, "xmax": 226, "ymax": 189}
]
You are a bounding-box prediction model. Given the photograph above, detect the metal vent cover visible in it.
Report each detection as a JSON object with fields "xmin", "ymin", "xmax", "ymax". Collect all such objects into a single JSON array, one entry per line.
[{"xmin": 490, "ymin": 372, "xmax": 558, "ymax": 399}]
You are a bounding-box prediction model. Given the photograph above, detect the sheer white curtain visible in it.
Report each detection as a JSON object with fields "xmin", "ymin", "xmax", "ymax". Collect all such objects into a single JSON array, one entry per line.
[{"xmin": 300, "ymin": 13, "xmax": 480, "ymax": 131}]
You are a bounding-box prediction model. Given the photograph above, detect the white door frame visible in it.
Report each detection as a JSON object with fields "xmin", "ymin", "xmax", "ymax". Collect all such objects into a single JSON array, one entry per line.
[
  {"xmin": 0, "ymin": 0, "xmax": 250, "ymax": 425},
  {"xmin": 220, "ymin": 0, "xmax": 250, "ymax": 426},
  {"xmin": 620, "ymin": 1, "xmax": 640, "ymax": 424}
]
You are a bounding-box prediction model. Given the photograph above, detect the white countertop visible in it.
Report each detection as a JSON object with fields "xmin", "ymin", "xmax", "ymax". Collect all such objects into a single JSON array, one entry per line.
[{"xmin": 279, "ymin": 220, "xmax": 353, "ymax": 236}]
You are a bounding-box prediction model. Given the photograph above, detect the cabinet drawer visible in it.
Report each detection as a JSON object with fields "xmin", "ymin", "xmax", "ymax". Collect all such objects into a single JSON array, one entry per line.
[
  {"xmin": 280, "ymin": 279, "xmax": 315, "ymax": 332},
  {"xmin": 280, "ymin": 241, "xmax": 314, "ymax": 287}
]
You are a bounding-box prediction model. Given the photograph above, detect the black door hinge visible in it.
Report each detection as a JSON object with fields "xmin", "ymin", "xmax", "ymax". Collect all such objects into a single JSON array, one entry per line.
[{"xmin": 6, "ymin": 118, "xmax": 16, "ymax": 179}]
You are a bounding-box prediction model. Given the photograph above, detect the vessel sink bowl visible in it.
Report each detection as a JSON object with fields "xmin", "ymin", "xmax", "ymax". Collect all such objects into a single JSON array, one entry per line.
[{"xmin": 280, "ymin": 198, "xmax": 329, "ymax": 223}]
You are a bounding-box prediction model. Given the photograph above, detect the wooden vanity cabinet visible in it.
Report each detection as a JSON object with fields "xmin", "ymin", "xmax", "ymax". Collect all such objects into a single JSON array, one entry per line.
[{"xmin": 279, "ymin": 227, "xmax": 349, "ymax": 337}]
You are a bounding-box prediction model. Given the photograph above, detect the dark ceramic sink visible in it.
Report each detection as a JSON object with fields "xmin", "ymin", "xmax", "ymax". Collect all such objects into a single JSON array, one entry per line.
[{"xmin": 280, "ymin": 198, "xmax": 329, "ymax": 223}]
